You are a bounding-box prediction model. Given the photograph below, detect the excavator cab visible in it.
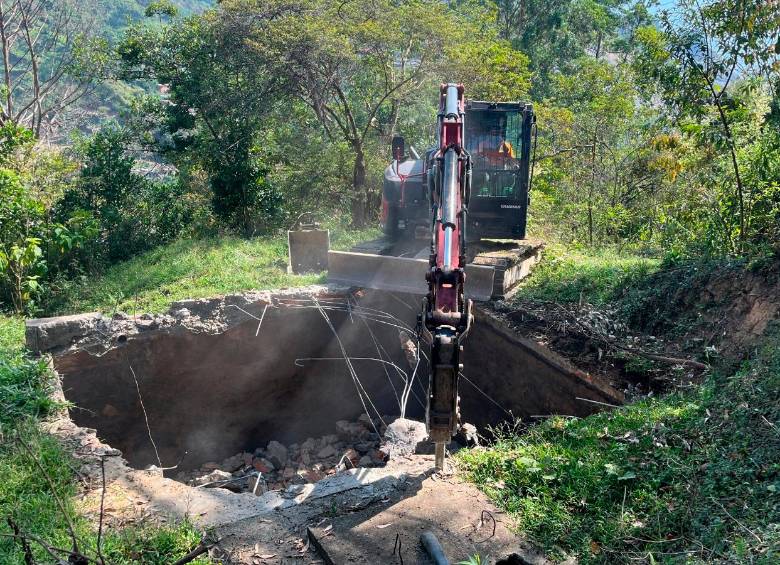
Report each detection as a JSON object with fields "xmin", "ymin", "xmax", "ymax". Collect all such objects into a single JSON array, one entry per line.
[
  {"xmin": 465, "ymin": 101, "xmax": 535, "ymax": 240},
  {"xmin": 381, "ymin": 100, "xmax": 535, "ymax": 242}
]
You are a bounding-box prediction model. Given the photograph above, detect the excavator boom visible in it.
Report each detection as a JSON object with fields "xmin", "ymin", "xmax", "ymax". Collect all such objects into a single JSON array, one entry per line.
[{"xmin": 423, "ymin": 84, "xmax": 471, "ymax": 469}]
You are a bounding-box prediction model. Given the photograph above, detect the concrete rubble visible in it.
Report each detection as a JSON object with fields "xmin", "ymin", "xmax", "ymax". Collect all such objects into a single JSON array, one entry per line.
[
  {"xmin": 179, "ymin": 415, "xmax": 475, "ymax": 496},
  {"xmin": 179, "ymin": 414, "xmax": 392, "ymax": 494}
]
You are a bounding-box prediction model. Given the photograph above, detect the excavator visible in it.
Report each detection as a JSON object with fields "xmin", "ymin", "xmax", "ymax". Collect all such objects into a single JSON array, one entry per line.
[{"xmin": 327, "ymin": 84, "xmax": 537, "ymax": 469}]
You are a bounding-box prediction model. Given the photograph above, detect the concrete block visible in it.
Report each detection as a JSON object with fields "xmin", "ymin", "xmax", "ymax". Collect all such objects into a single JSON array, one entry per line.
[{"xmin": 25, "ymin": 312, "xmax": 102, "ymax": 354}]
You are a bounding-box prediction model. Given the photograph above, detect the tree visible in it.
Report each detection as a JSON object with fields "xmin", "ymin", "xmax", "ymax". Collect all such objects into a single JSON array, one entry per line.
[
  {"xmin": 255, "ymin": 0, "xmax": 450, "ymax": 225},
  {"xmin": 119, "ymin": 4, "xmax": 292, "ymax": 234},
  {"xmin": 446, "ymin": 39, "xmax": 531, "ymax": 101},
  {"xmin": 535, "ymin": 59, "xmax": 642, "ymax": 246},
  {"xmin": 250, "ymin": 0, "xmax": 529, "ymax": 225},
  {"xmin": 0, "ymin": 0, "xmax": 109, "ymax": 137},
  {"xmin": 491, "ymin": 0, "xmax": 649, "ymax": 97},
  {"xmin": 634, "ymin": 0, "xmax": 780, "ymax": 250},
  {"xmin": 0, "ymin": 167, "xmax": 45, "ymax": 312}
]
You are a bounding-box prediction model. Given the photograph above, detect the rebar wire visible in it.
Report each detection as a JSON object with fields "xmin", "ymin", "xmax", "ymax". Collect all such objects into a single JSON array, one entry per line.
[
  {"xmin": 354, "ymin": 295, "xmax": 402, "ymax": 411},
  {"xmin": 293, "ymin": 355, "xmax": 426, "ymax": 414},
  {"xmin": 284, "ymin": 306, "xmax": 413, "ymax": 332},
  {"xmin": 294, "ymin": 357, "xmax": 408, "ymax": 375},
  {"xmin": 279, "ymin": 295, "xmax": 429, "ymax": 413},
  {"xmin": 127, "ymin": 359, "xmax": 162, "ymax": 468},
  {"xmin": 459, "ymin": 372, "xmax": 513, "ymax": 418},
  {"xmin": 279, "ymin": 298, "xmax": 416, "ymax": 329},
  {"xmin": 348, "ymin": 296, "xmax": 427, "ymax": 414},
  {"xmin": 312, "ymin": 297, "xmax": 386, "ymax": 434},
  {"xmin": 227, "ymin": 301, "xmax": 276, "ymax": 338},
  {"xmin": 375, "ymin": 334, "xmax": 426, "ymax": 413},
  {"xmin": 282, "ymin": 304, "xmax": 417, "ymax": 335},
  {"xmin": 386, "ymin": 291, "xmax": 417, "ymax": 312},
  {"xmin": 346, "ymin": 294, "xmax": 354, "ymax": 324},
  {"xmin": 255, "ymin": 304, "xmax": 269, "ymax": 337}
]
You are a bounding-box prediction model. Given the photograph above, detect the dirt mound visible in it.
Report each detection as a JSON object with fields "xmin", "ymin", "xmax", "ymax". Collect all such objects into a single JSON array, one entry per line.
[{"xmin": 621, "ymin": 259, "xmax": 780, "ymax": 360}]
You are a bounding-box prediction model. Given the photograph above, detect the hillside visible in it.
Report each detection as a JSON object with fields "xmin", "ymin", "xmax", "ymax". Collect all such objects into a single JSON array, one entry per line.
[
  {"xmin": 101, "ymin": 0, "xmax": 212, "ymax": 41},
  {"xmin": 458, "ymin": 253, "xmax": 780, "ymax": 563},
  {"xmin": 69, "ymin": 0, "xmax": 214, "ymax": 134}
]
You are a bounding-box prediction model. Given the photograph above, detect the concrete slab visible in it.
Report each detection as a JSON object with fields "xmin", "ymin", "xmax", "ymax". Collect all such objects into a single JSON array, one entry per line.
[
  {"xmin": 288, "ymin": 229, "xmax": 330, "ymax": 274},
  {"xmin": 25, "ymin": 312, "xmax": 103, "ymax": 354}
]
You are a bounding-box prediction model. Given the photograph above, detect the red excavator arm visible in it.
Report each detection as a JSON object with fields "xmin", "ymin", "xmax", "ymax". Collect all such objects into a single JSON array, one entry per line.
[{"xmin": 421, "ymin": 83, "xmax": 473, "ymax": 469}]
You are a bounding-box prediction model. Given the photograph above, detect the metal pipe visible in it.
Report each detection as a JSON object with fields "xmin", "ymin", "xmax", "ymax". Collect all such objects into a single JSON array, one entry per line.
[
  {"xmin": 421, "ymin": 531, "xmax": 449, "ymax": 565},
  {"xmin": 445, "ymin": 84, "xmax": 459, "ymax": 117},
  {"xmin": 441, "ymin": 151, "xmax": 458, "ymax": 226},
  {"xmin": 442, "ymin": 227, "xmax": 453, "ymax": 272}
]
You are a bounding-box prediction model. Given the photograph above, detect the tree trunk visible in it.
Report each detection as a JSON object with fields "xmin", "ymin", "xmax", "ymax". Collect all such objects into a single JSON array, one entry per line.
[
  {"xmin": 351, "ymin": 148, "xmax": 368, "ymax": 227},
  {"xmin": 587, "ymin": 200, "xmax": 594, "ymax": 247},
  {"xmin": 713, "ymin": 99, "xmax": 745, "ymax": 248},
  {"xmin": 589, "ymin": 131, "xmax": 597, "ymax": 247}
]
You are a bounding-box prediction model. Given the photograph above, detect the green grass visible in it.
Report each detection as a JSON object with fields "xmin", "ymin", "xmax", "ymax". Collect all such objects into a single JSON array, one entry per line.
[
  {"xmin": 459, "ymin": 338, "xmax": 780, "ymax": 563},
  {"xmin": 0, "ymin": 316, "xmax": 213, "ymax": 564},
  {"xmin": 47, "ymin": 227, "xmax": 379, "ymax": 315},
  {"xmin": 615, "ymin": 257, "xmax": 752, "ymax": 338},
  {"xmin": 460, "ymin": 253, "xmax": 780, "ymax": 564},
  {"xmin": 0, "ymin": 317, "xmax": 58, "ymax": 426},
  {"xmin": 516, "ymin": 244, "xmax": 661, "ymax": 305}
]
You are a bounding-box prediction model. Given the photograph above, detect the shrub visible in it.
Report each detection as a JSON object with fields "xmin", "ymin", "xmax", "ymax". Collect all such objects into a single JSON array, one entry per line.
[
  {"xmin": 0, "ymin": 170, "xmax": 47, "ymax": 312},
  {"xmin": 58, "ymin": 124, "xmax": 197, "ymax": 264}
]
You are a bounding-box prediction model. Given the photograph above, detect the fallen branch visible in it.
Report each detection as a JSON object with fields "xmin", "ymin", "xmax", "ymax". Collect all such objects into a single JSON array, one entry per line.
[
  {"xmin": 0, "ymin": 529, "xmax": 97, "ymax": 565},
  {"xmin": 510, "ymin": 301, "xmax": 709, "ymax": 371},
  {"xmin": 6, "ymin": 518, "xmax": 34, "ymax": 565},
  {"xmin": 172, "ymin": 534, "xmax": 230, "ymax": 565},
  {"xmin": 617, "ymin": 347, "xmax": 708, "ymax": 370},
  {"xmin": 602, "ymin": 336, "xmax": 709, "ymax": 371},
  {"xmin": 170, "ymin": 541, "xmax": 212, "ymax": 565},
  {"xmin": 576, "ymin": 397, "xmax": 620, "ymax": 409},
  {"xmin": 96, "ymin": 458, "xmax": 106, "ymax": 565}
]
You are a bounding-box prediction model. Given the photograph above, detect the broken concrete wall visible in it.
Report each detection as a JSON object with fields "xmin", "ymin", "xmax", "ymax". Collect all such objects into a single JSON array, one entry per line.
[
  {"xmin": 32, "ymin": 288, "xmax": 621, "ymax": 475},
  {"xmin": 50, "ymin": 292, "xmax": 424, "ymax": 471},
  {"xmin": 461, "ymin": 309, "xmax": 623, "ymax": 428}
]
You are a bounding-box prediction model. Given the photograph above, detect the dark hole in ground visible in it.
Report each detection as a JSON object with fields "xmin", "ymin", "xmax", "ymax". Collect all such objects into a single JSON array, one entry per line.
[{"xmin": 51, "ymin": 291, "xmax": 621, "ymax": 474}]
